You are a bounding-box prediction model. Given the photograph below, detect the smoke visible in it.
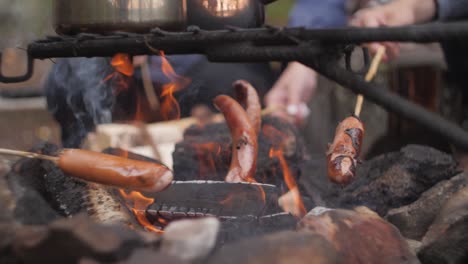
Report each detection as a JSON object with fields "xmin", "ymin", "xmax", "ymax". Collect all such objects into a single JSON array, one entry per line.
[
  {"xmin": 45, "ymin": 58, "xmax": 115, "ymax": 148},
  {"xmin": 0, "ymin": 0, "xmax": 52, "ymax": 50}
]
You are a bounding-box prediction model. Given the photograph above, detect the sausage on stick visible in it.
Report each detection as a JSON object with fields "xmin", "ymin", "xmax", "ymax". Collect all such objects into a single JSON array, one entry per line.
[
  {"xmin": 233, "ymin": 80, "xmax": 262, "ymax": 135},
  {"xmin": 213, "ymin": 95, "xmax": 258, "ymax": 183},
  {"xmin": 327, "ymin": 46, "xmax": 386, "ymax": 186},
  {"xmin": 0, "ymin": 148, "xmax": 173, "ymax": 192}
]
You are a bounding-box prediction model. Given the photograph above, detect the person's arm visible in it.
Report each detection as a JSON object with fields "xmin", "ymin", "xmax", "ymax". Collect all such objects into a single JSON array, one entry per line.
[
  {"xmin": 349, "ymin": 0, "xmax": 438, "ymax": 59},
  {"xmin": 266, "ymin": 0, "xmax": 347, "ymax": 125}
]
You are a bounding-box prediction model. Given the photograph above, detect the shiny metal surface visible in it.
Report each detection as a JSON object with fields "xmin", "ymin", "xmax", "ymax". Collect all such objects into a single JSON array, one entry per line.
[
  {"xmin": 187, "ymin": 0, "xmax": 265, "ymax": 30},
  {"xmin": 53, "ymin": 0, "xmax": 187, "ymax": 34}
]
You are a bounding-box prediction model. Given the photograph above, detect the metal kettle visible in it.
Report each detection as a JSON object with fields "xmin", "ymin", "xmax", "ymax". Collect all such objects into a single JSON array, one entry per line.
[{"xmin": 53, "ymin": 0, "xmax": 276, "ymax": 35}]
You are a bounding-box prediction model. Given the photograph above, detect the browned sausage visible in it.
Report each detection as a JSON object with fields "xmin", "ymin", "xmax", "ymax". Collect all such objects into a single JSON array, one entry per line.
[
  {"xmin": 326, "ymin": 116, "xmax": 365, "ymax": 186},
  {"xmin": 213, "ymin": 95, "xmax": 258, "ymax": 183},
  {"xmin": 58, "ymin": 149, "xmax": 173, "ymax": 192},
  {"xmin": 233, "ymin": 80, "xmax": 262, "ymax": 135}
]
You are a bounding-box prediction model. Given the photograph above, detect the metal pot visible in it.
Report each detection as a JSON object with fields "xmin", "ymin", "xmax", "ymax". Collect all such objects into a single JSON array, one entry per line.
[
  {"xmin": 186, "ymin": 0, "xmax": 266, "ymax": 30},
  {"xmin": 53, "ymin": 0, "xmax": 188, "ymax": 35}
]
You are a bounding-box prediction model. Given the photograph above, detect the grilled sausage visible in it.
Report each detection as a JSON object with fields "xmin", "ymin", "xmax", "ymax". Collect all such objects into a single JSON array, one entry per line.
[
  {"xmin": 213, "ymin": 95, "xmax": 258, "ymax": 183},
  {"xmin": 58, "ymin": 149, "xmax": 173, "ymax": 192},
  {"xmin": 327, "ymin": 116, "xmax": 365, "ymax": 186},
  {"xmin": 233, "ymin": 80, "xmax": 262, "ymax": 135}
]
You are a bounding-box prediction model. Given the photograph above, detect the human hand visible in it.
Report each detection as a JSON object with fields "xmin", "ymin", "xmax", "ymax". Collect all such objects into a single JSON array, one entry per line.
[
  {"xmin": 265, "ymin": 62, "xmax": 316, "ymax": 126},
  {"xmin": 349, "ymin": 0, "xmax": 437, "ymax": 60}
]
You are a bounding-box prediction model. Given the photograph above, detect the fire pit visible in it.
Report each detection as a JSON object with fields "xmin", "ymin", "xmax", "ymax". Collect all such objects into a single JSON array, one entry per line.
[{"xmin": 1, "ymin": 20, "xmax": 468, "ymax": 264}]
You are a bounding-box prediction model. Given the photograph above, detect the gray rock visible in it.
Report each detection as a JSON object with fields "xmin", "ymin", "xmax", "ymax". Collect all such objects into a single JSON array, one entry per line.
[
  {"xmin": 386, "ymin": 173, "xmax": 468, "ymax": 240},
  {"xmin": 298, "ymin": 207, "xmax": 418, "ymax": 264},
  {"xmin": 334, "ymin": 145, "xmax": 459, "ymax": 215},
  {"xmin": 418, "ymin": 187, "xmax": 468, "ymax": 264},
  {"xmin": 161, "ymin": 217, "xmax": 220, "ymax": 262},
  {"xmin": 207, "ymin": 231, "xmax": 341, "ymax": 264},
  {"xmin": 12, "ymin": 214, "xmax": 145, "ymax": 263}
]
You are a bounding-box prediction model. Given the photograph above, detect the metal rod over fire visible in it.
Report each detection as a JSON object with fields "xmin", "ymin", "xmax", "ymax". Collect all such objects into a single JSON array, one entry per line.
[{"xmin": 2, "ymin": 22, "xmax": 468, "ymax": 149}]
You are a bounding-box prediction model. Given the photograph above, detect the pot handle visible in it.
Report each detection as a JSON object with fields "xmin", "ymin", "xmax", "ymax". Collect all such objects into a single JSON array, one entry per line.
[{"xmin": 0, "ymin": 51, "xmax": 34, "ymax": 83}]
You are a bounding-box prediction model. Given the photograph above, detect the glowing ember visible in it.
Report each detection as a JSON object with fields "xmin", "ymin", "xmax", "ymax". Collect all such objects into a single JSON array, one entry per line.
[
  {"xmin": 159, "ymin": 51, "xmax": 191, "ymax": 120},
  {"xmin": 119, "ymin": 189, "xmax": 163, "ymax": 234}
]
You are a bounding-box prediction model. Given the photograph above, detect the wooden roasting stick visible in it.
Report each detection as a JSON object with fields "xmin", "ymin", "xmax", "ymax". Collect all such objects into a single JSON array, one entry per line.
[
  {"xmin": 327, "ymin": 46, "xmax": 386, "ymax": 186},
  {"xmin": 354, "ymin": 46, "xmax": 386, "ymax": 117},
  {"xmin": 0, "ymin": 148, "xmax": 173, "ymax": 192}
]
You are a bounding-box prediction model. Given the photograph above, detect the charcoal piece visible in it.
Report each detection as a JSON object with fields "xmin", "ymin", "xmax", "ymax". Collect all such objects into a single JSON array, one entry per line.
[
  {"xmin": 217, "ymin": 215, "xmax": 262, "ymax": 246},
  {"xmin": 13, "ymin": 214, "xmax": 145, "ymax": 264},
  {"xmin": 208, "ymin": 231, "xmax": 341, "ymax": 264},
  {"xmin": 331, "ymin": 145, "xmax": 459, "ymax": 215},
  {"xmin": 6, "ymin": 143, "xmax": 62, "ymax": 224},
  {"xmin": 257, "ymin": 212, "xmax": 297, "ymax": 233},
  {"xmin": 145, "ymin": 181, "xmax": 281, "ymax": 225},
  {"xmin": 418, "ymin": 187, "xmax": 468, "ymax": 264},
  {"xmin": 172, "ymin": 116, "xmax": 305, "ymax": 188},
  {"xmin": 386, "ymin": 172, "xmax": 468, "ymax": 240},
  {"xmin": 215, "ymin": 213, "xmax": 297, "ymax": 247}
]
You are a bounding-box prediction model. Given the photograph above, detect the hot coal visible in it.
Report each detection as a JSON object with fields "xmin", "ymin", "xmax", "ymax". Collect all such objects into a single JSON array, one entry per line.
[{"xmin": 173, "ymin": 116, "xmax": 306, "ymax": 189}]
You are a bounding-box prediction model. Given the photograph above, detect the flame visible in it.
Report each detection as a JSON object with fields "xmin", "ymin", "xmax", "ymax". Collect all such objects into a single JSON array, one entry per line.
[
  {"xmin": 269, "ymin": 147, "xmax": 306, "ymax": 218},
  {"xmin": 119, "ymin": 189, "xmax": 164, "ymax": 234},
  {"xmin": 115, "ymin": 151, "xmax": 163, "ymax": 234},
  {"xmin": 102, "ymin": 53, "xmax": 134, "ymax": 94},
  {"xmin": 111, "ymin": 53, "xmax": 134, "ymax": 76},
  {"xmin": 193, "ymin": 142, "xmax": 221, "ymax": 178},
  {"xmin": 262, "ymin": 125, "xmax": 307, "ymax": 217},
  {"xmin": 159, "ymin": 51, "xmax": 191, "ymax": 120}
]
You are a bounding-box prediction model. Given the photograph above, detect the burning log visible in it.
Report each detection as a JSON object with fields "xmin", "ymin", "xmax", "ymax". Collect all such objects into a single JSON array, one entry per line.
[{"xmin": 173, "ymin": 115, "xmax": 305, "ymax": 187}]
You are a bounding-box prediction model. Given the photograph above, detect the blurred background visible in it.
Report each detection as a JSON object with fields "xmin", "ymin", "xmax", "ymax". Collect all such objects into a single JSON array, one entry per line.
[
  {"xmin": 0, "ymin": 0, "xmax": 295, "ymax": 150},
  {"xmin": 0, "ymin": 0, "xmax": 448, "ymax": 160}
]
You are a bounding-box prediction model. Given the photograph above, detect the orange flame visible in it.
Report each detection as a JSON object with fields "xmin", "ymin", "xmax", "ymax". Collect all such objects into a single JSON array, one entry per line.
[
  {"xmin": 159, "ymin": 51, "xmax": 191, "ymax": 120},
  {"xmin": 111, "ymin": 53, "xmax": 134, "ymax": 76},
  {"xmin": 193, "ymin": 142, "xmax": 221, "ymax": 178},
  {"xmin": 269, "ymin": 147, "xmax": 306, "ymax": 218},
  {"xmin": 263, "ymin": 122, "xmax": 299, "ymax": 210},
  {"xmin": 119, "ymin": 189, "xmax": 163, "ymax": 234},
  {"xmin": 102, "ymin": 53, "xmax": 134, "ymax": 94}
]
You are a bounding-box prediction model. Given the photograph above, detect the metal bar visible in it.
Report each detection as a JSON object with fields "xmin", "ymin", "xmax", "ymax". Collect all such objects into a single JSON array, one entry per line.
[
  {"xmin": 301, "ymin": 57, "xmax": 468, "ymax": 151},
  {"xmin": 28, "ymin": 22, "xmax": 468, "ymax": 59}
]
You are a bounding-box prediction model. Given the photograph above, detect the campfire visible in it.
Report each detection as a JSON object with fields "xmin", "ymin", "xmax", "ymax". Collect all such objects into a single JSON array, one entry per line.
[
  {"xmin": 1, "ymin": 51, "xmax": 467, "ymax": 264},
  {"xmin": 2, "ymin": 18, "xmax": 468, "ymax": 264}
]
